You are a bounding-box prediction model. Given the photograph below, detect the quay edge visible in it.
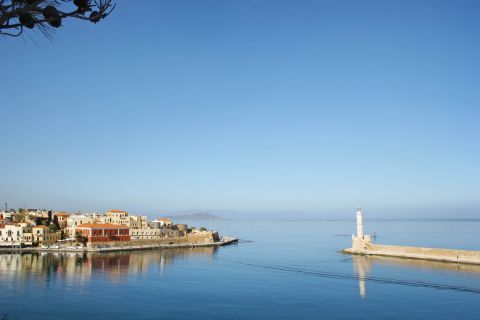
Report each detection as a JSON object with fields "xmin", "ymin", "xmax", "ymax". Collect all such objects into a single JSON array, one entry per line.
[{"xmin": 0, "ymin": 237, "xmax": 239, "ymax": 254}]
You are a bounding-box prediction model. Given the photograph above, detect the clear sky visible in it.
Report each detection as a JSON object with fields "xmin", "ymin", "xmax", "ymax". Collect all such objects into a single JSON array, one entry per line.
[{"xmin": 1, "ymin": 0, "xmax": 479, "ymax": 219}]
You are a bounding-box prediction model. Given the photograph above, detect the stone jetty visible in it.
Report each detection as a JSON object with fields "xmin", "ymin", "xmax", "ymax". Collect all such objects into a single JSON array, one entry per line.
[{"xmin": 342, "ymin": 209, "xmax": 480, "ymax": 265}]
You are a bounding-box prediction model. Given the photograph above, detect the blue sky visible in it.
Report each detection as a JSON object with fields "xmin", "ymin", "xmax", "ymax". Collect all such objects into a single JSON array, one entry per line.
[{"xmin": 1, "ymin": 0, "xmax": 479, "ymax": 219}]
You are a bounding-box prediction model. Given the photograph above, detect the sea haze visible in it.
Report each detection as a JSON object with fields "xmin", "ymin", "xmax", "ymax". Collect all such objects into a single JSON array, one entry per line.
[{"xmin": 1, "ymin": 220, "xmax": 480, "ymax": 320}]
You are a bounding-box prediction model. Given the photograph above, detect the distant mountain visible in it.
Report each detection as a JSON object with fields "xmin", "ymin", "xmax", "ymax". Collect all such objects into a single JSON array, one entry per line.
[{"xmin": 167, "ymin": 212, "xmax": 224, "ymax": 221}]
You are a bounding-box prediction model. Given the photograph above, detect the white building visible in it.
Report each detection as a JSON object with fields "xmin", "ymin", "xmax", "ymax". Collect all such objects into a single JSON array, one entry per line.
[
  {"xmin": 150, "ymin": 218, "xmax": 172, "ymax": 228},
  {"xmin": 130, "ymin": 228, "xmax": 163, "ymax": 240},
  {"xmin": 102, "ymin": 210, "xmax": 130, "ymax": 225},
  {"xmin": 0, "ymin": 223, "xmax": 27, "ymax": 247},
  {"xmin": 0, "ymin": 211, "xmax": 12, "ymax": 221},
  {"xmin": 65, "ymin": 214, "xmax": 95, "ymax": 237}
]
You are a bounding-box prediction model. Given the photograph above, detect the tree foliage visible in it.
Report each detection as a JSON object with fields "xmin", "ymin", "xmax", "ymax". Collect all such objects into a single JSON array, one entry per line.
[
  {"xmin": 75, "ymin": 231, "xmax": 87, "ymax": 245},
  {"xmin": 14, "ymin": 210, "xmax": 26, "ymax": 222},
  {"xmin": 49, "ymin": 223, "xmax": 58, "ymax": 232},
  {"xmin": 53, "ymin": 215, "xmax": 60, "ymax": 229},
  {"xmin": 46, "ymin": 210, "xmax": 52, "ymax": 225},
  {"xmin": 0, "ymin": 0, "xmax": 115, "ymax": 38}
]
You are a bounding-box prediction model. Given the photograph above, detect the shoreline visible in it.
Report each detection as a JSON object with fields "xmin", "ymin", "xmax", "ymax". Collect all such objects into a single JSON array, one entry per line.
[{"xmin": 0, "ymin": 236, "xmax": 238, "ymax": 254}]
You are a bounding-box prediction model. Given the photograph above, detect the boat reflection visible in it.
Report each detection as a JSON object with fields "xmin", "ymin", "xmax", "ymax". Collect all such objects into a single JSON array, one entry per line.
[
  {"xmin": 352, "ymin": 255, "xmax": 480, "ymax": 298},
  {"xmin": 0, "ymin": 247, "xmax": 217, "ymax": 284}
]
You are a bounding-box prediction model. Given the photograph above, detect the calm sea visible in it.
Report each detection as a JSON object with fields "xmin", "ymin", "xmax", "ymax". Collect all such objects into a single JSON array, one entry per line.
[{"xmin": 1, "ymin": 220, "xmax": 480, "ymax": 319}]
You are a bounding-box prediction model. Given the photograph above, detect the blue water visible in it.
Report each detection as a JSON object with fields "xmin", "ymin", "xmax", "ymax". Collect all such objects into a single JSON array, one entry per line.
[{"xmin": 1, "ymin": 220, "xmax": 480, "ymax": 319}]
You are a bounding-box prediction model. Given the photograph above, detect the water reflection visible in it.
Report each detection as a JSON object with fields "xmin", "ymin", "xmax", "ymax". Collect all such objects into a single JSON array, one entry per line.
[
  {"xmin": 0, "ymin": 247, "xmax": 217, "ymax": 284},
  {"xmin": 352, "ymin": 255, "xmax": 480, "ymax": 298},
  {"xmin": 352, "ymin": 255, "xmax": 371, "ymax": 298}
]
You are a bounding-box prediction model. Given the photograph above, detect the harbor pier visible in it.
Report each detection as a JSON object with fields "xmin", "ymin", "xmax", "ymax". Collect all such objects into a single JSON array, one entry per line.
[{"xmin": 342, "ymin": 209, "xmax": 480, "ymax": 265}]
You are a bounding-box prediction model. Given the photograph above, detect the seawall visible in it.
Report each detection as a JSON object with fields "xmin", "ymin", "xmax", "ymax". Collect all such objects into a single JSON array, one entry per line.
[
  {"xmin": 0, "ymin": 237, "xmax": 238, "ymax": 254},
  {"xmin": 343, "ymin": 243, "xmax": 480, "ymax": 265}
]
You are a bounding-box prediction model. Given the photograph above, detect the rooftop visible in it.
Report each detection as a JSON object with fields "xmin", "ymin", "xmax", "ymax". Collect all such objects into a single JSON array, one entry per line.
[
  {"xmin": 54, "ymin": 212, "xmax": 70, "ymax": 217},
  {"xmin": 0, "ymin": 223, "xmax": 20, "ymax": 227},
  {"xmin": 107, "ymin": 209, "xmax": 128, "ymax": 214},
  {"xmin": 76, "ymin": 223, "xmax": 129, "ymax": 229}
]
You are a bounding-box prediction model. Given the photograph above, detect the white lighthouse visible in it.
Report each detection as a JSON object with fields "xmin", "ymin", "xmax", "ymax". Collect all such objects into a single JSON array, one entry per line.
[
  {"xmin": 356, "ymin": 208, "xmax": 364, "ymax": 239},
  {"xmin": 351, "ymin": 208, "xmax": 371, "ymax": 252}
]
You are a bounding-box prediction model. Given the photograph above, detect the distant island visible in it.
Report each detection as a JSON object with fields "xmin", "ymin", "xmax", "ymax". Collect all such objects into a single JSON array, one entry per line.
[{"xmin": 167, "ymin": 213, "xmax": 224, "ymax": 221}]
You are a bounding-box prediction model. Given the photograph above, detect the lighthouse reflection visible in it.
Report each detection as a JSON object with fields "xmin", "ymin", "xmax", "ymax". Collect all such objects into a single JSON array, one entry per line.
[
  {"xmin": 352, "ymin": 255, "xmax": 371, "ymax": 298},
  {"xmin": 0, "ymin": 247, "xmax": 217, "ymax": 284},
  {"xmin": 351, "ymin": 254, "xmax": 480, "ymax": 298}
]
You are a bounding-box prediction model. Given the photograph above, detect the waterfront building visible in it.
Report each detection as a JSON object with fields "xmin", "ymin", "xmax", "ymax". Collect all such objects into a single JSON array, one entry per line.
[
  {"xmin": 130, "ymin": 227, "xmax": 186, "ymax": 240},
  {"xmin": 0, "ymin": 222, "xmax": 34, "ymax": 247},
  {"xmin": 32, "ymin": 225, "xmax": 61, "ymax": 245},
  {"xmin": 75, "ymin": 223, "xmax": 130, "ymax": 246},
  {"xmin": 65, "ymin": 214, "xmax": 95, "ymax": 237},
  {"xmin": 130, "ymin": 228, "xmax": 162, "ymax": 240},
  {"xmin": 18, "ymin": 222, "xmax": 33, "ymax": 246},
  {"xmin": 0, "ymin": 223, "xmax": 24, "ymax": 247},
  {"xmin": 129, "ymin": 215, "xmax": 166, "ymax": 240}
]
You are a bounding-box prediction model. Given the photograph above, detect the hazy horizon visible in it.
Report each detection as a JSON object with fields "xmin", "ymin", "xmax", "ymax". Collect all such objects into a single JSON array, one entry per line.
[{"xmin": 1, "ymin": 205, "xmax": 479, "ymax": 221}]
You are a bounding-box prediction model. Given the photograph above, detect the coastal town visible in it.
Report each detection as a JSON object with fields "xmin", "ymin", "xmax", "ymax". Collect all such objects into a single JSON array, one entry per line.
[{"xmin": 0, "ymin": 208, "xmax": 235, "ymax": 251}]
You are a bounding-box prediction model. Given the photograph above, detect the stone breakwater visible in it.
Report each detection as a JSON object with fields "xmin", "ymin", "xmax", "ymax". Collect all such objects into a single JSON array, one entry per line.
[
  {"xmin": 344, "ymin": 208, "xmax": 480, "ymax": 265},
  {"xmin": 343, "ymin": 243, "xmax": 480, "ymax": 265}
]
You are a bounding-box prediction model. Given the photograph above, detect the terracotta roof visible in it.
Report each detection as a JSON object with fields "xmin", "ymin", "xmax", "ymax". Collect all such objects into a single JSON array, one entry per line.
[
  {"xmin": 1, "ymin": 223, "xmax": 20, "ymax": 227},
  {"xmin": 76, "ymin": 223, "xmax": 129, "ymax": 229},
  {"xmin": 33, "ymin": 225, "xmax": 48, "ymax": 228},
  {"xmin": 107, "ymin": 209, "xmax": 128, "ymax": 213},
  {"xmin": 54, "ymin": 212, "xmax": 70, "ymax": 217}
]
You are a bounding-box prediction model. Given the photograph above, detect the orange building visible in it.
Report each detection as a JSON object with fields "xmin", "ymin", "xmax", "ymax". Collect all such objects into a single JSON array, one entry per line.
[{"xmin": 75, "ymin": 223, "xmax": 130, "ymax": 243}]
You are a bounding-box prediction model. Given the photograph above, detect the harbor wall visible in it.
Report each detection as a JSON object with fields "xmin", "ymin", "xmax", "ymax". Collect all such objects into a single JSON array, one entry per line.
[
  {"xmin": 344, "ymin": 209, "xmax": 480, "ymax": 265},
  {"xmin": 346, "ymin": 243, "xmax": 480, "ymax": 265},
  {"xmin": 84, "ymin": 232, "xmax": 219, "ymax": 248},
  {"xmin": 0, "ymin": 237, "xmax": 238, "ymax": 254}
]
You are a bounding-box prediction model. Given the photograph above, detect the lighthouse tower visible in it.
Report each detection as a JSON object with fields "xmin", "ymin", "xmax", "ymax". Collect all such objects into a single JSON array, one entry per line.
[
  {"xmin": 351, "ymin": 208, "xmax": 371, "ymax": 252},
  {"xmin": 356, "ymin": 208, "xmax": 364, "ymax": 239}
]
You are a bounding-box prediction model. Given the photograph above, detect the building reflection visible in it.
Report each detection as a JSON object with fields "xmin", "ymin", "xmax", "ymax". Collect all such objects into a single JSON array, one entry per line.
[
  {"xmin": 0, "ymin": 247, "xmax": 217, "ymax": 284},
  {"xmin": 351, "ymin": 255, "xmax": 480, "ymax": 298}
]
